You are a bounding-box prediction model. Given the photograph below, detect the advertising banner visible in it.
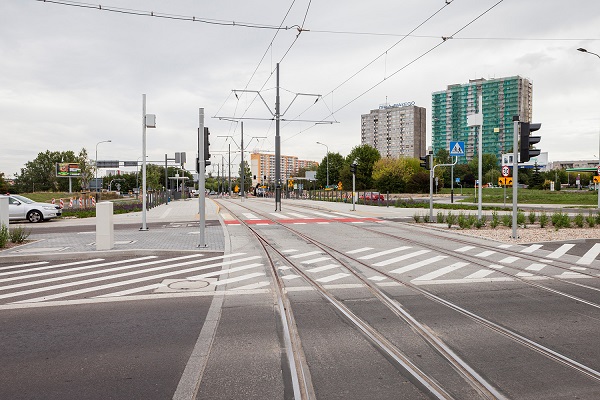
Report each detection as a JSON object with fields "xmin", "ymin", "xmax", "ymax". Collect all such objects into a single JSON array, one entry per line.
[{"xmin": 56, "ymin": 163, "xmax": 81, "ymax": 177}]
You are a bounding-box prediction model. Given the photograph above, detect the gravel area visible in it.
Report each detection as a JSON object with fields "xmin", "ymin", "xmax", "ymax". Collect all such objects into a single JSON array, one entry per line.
[{"xmin": 430, "ymin": 224, "xmax": 600, "ymax": 244}]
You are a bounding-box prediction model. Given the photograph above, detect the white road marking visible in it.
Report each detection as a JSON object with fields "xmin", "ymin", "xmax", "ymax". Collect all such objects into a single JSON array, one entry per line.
[
  {"xmin": 282, "ymin": 249, "xmax": 298, "ymax": 253},
  {"xmin": 516, "ymin": 272, "xmax": 534, "ymax": 277},
  {"xmin": 99, "ymin": 264, "xmax": 263, "ymax": 297},
  {"xmin": 0, "ymin": 261, "xmax": 48, "ymax": 272},
  {"xmin": 475, "ymin": 250, "xmax": 496, "ymax": 258},
  {"xmin": 498, "ymin": 244, "xmax": 512, "ymax": 248},
  {"xmin": 488, "ymin": 264, "xmax": 504, "ymax": 269},
  {"xmin": 282, "ymin": 275, "xmax": 302, "ymax": 280},
  {"xmin": 521, "ymin": 244, "xmax": 543, "ymax": 253},
  {"xmin": 577, "ymin": 243, "xmax": 600, "ymax": 265},
  {"xmin": 289, "ymin": 251, "xmax": 321, "ymax": 259},
  {"xmin": 464, "ymin": 270, "xmax": 495, "ymax": 279},
  {"xmin": 0, "ymin": 258, "xmax": 105, "ymax": 279},
  {"xmin": 300, "ymin": 257, "xmax": 331, "ymax": 265},
  {"xmin": 0, "ymin": 256, "xmax": 158, "ymax": 286},
  {"xmin": 570, "ymin": 266, "xmax": 587, "ymax": 271},
  {"xmin": 306, "ymin": 264, "xmax": 339, "ymax": 273},
  {"xmin": 15, "ymin": 257, "xmax": 261, "ymax": 303},
  {"xmin": 270, "ymin": 213, "xmax": 288, "ymax": 219},
  {"xmin": 212, "ymin": 273, "xmax": 266, "ymax": 286},
  {"xmin": 293, "ymin": 223, "xmax": 307, "ymax": 225},
  {"xmin": 306, "ymin": 211, "xmax": 335, "ymax": 218},
  {"xmin": 413, "ymin": 262, "xmax": 469, "ymax": 281},
  {"xmin": 557, "ymin": 272, "xmax": 592, "ymax": 278},
  {"xmin": 500, "ymin": 256, "xmax": 519, "ymax": 264},
  {"xmin": 389, "ymin": 256, "xmax": 447, "ymax": 274},
  {"xmin": 455, "ymin": 246, "xmax": 475, "ymax": 252},
  {"xmin": 242, "ymin": 213, "xmax": 259, "ymax": 219},
  {"xmin": 373, "ymin": 250, "xmax": 430, "ymax": 267},
  {"xmin": 234, "ymin": 281, "xmax": 271, "ymax": 290},
  {"xmin": 358, "ymin": 247, "xmax": 411, "ymax": 260},
  {"xmin": 346, "ymin": 247, "xmax": 373, "ymax": 254},
  {"xmin": 333, "ymin": 212, "xmax": 365, "ymax": 218},
  {"xmin": 546, "ymin": 244, "xmax": 575, "ymax": 259},
  {"xmin": 368, "ymin": 276, "xmax": 387, "ymax": 281},
  {"xmin": 525, "ymin": 263, "xmax": 546, "ymax": 271},
  {"xmin": 316, "ymin": 273, "xmax": 350, "ymax": 283},
  {"xmin": 288, "ymin": 212, "xmax": 313, "ymax": 219}
]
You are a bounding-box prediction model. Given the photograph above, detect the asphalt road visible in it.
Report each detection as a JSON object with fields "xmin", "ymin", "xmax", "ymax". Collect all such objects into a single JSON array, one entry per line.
[{"xmin": 1, "ymin": 197, "xmax": 600, "ymax": 399}]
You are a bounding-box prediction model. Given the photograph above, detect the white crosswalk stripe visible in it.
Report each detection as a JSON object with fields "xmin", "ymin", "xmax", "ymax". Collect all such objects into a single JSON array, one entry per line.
[
  {"xmin": 242, "ymin": 213, "xmax": 259, "ymax": 219},
  {"xmin": 456, "ymin": 246, "xmax": 475, "ymax": 252},
  {"xmin": 577, "ymin": 243, "xmax": 600, "ymax": 265},
  {"xmin": 500, "ymin": 256, "xmax": 519, "ymax": 264},
  {"xmin": 0, "ymin": 258, "xmax": 105, "ymax": 278},
  {"xmin": 346, "ymin": 247, "xmax": 373, "ymax": 254},
  {"xmin": 413, "ymin": 262, "xmax": 469, "ymax": 281},
  {"xmin": 388, "ymin": 256, "xmax": 447, "ymax": 274},
  {"xmin": 316, "ymin": 273, "xmax": 350, "ymax": 283},
  {"xmin": 521, "ymin": 244, "xmax": 543, "ymax": 253},
  {"xmin": 546, "ymin": 244, "xmax": 575, "ymax": 259},
  {"xmin": 289, "ymin": 251, "xmax": 321, "ymax": 259},
  {"xmin": 475, "ymin": 250, "xmax": 496, "ymax": 258},
  {"xmin": 525, "ymin": 263, "xmax": 546, "ymax": 271},
  {"xmin": 306, "ymin": 264, "xmax": 339, "ymax": 273},
  {"xmin": 358, "ymin": 247, "xmax": 411, "ymax": 260},
  {"xmin": 464, "ymin": 269, "xmax": 495, "ymax": 279},
  {"xmin": 287, "ymin": 212, "xmax": 313, "ymax": 219},
  {"xmin": 372, "ymin": 250, "xmax": 430, "ymax": 267},
  {"xmin": 16, "ymin": 256, "xmax": 261, "ymax": 303},
  {"xmin": 0, "ymin": 261, "xmax": 48, "ymax": 272},
  {"xmin": 300, "ymin": 257, "xmax": 331, "ymax": 265}
]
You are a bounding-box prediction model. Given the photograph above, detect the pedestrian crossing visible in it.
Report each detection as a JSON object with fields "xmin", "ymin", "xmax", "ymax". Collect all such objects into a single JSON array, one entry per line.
[
  {"xmin": 222, "ymin": 209, "xmax": 383, "ymax": 225},
  {"xmin": 2, "ymin": 240, "xmax": 599, "ymax": 308}
]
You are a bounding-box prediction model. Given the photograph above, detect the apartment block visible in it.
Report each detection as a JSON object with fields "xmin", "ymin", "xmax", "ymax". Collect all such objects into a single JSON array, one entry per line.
[{"xmin": 250, "ymin": 152, "xmax": 319, "ymax": 187}]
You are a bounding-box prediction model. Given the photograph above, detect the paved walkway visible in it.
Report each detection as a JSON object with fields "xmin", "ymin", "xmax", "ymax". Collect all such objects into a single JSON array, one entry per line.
[{"xmin": 0, "ymin": 198, "xmax": 224, "ymax": 257}]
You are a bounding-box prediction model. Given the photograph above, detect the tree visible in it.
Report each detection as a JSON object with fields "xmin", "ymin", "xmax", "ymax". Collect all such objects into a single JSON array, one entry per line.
[
  {"xmin": 345, "ymin": 144, "xmax": 380, "ymax": 190},
  {"xmin": 14, "ymin": 150, "xmax": 76, "ymax": 192},
  {"xmin": 372, "ymin": 157, "xmax": 422, "ymax": 193},
  {"xmin": 238, "ymin": 161, "xmax": 252, "ymax": 193},
  {"xmin": 316, "ymin": 152, "xmax": 344, "ymax": 188},
  {"xmin": 0, "ymin": 172, "xmax": 8, "ymax": 193},
  {"xmin": 76, "ymin": 148, "xmax": 94, "ymax": 191}
]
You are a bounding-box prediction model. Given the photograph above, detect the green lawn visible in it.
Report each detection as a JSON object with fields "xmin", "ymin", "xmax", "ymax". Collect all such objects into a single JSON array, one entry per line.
[{"xmin": 457, "ymin": 188, "xmax": 598, "ymax": 205}]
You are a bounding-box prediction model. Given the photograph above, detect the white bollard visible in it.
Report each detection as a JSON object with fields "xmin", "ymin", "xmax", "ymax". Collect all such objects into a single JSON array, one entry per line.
[
  {"xmin": 0, "ymin": 197, "xmax": 8, "ymax": 229},
  {"xmin": 96, "ymin": 201, "xmax": 114, "ymax": 251}
]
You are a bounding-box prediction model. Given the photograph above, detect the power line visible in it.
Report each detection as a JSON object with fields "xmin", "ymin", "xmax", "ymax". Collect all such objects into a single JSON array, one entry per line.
[{"xmin": 35, "ymin": 0, "xmax": 302, "ymax": 31}]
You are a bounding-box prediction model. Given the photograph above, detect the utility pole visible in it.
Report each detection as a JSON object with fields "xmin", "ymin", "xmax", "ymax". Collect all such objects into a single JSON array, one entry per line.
[
  {"xmin": 275, "ymin": 63, "xmax": 281, "ymax": 211},
  {"xmin": 198, "ymin": 108, "xmax": 206, "ymax": 247},
  {"xmin": 241, "ymin": 121, "xmax": 245, "ymax": 200},
  {"xmin": 512, "ymin": 115, "xmax": 519, "ymax": 239},
  {"xmin": 228, "ymin": 143, "xmax": 231, "ymax": 196}
]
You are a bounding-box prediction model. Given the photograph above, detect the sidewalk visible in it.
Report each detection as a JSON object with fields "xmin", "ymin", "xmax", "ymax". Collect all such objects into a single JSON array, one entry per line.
[{"xmin": 0, "ymin": 198, "xmax": 225, "ymax": 257}]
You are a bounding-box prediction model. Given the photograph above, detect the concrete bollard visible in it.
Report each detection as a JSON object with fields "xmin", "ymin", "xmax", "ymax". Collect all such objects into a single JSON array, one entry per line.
[
  {"xmin": 0, "ymin": 197, "xmax": 8, "ymax": 229},
  {"xmin": 96, "ymin": 201, "xmax": 114, "ymax": 251}
]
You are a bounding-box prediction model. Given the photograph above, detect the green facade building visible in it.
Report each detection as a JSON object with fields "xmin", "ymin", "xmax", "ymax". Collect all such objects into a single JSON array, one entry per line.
[{"xmin": 431, "ymin": 76, "xmax": 532, "ymax": 164}]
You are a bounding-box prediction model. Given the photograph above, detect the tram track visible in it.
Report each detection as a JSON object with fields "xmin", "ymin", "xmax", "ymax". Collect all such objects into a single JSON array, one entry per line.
[{"xmin": 217, "ymin": 198, "xmax": 600, "ymax": 391}]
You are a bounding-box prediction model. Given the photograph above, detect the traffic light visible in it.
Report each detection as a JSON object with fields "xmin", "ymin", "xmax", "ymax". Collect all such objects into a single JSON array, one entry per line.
[
  {"xmin": 204, "ymin": 127, "xmax": 211, "ymax": 161},
  {"xmin": 519, "ymin": 122, "xmax": 542, "ymax": 163},
  {"xmin": 196, "ymin": 157, "xmax": 210, "ymax": 172},
  {"xmin": 419, "ymin": 154, "xmax": 431, "ymax": 170},
  {"xmin": 350, "ymin": 163, "xmax": 357, "ymax": 174}
]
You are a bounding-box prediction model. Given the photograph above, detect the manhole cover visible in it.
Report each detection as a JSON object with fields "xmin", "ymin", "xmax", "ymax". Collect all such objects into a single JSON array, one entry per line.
[
  {"xmin": 168, "ymin": 280, "xmax": 210, "ymax": 290},
  {"xmin": 154, "ymin": 278, "xmax": 217, "ymax": 293}
]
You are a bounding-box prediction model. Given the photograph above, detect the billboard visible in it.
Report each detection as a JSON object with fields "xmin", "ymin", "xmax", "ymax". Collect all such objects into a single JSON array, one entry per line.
[{"xmin": 56, "ymin": 163, "xmax": 81, "ymax": 177}]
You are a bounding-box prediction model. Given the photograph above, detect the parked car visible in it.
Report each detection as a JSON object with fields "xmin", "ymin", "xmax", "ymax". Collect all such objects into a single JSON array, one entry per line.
[
  {"xmin": 360, "ymin": 192, "xmax": 385, "ymax": 201},
  {"xmin": 2, "ymin": 194, "xmax": 62, "ymax": 223}
]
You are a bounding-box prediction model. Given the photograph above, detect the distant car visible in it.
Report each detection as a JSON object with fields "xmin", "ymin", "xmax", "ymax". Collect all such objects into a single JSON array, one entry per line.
[
  {"xmin": 2, "ymin": 194, "xmax": 62, "ymax": 223},
  {"xmin": 360, "ymin": 192, "xmax": 385, "ymax": 201}
]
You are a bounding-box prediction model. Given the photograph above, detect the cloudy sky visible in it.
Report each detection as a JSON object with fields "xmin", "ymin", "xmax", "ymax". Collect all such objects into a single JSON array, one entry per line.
[{"xmin": 1, "ymin": 0, "xmax": 599, "ymax": 178}]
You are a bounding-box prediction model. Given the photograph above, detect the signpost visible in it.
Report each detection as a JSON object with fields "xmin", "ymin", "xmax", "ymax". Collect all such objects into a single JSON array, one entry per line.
[{"xmin": 449, "ymin": 141, "xmax": 465, "ymax": 203}]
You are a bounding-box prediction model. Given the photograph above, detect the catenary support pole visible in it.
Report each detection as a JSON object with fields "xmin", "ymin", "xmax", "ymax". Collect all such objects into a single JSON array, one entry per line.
[
  {"xmin": 141, "ymin": 94, "xmax": 148, "ymax": 231},
  {"xmin": 512, "ymin": 116, "xmax": 519, "ymax": 239},
  {"xmin": 198, "ymin": 108, "xmax": 206, "ymax": 247}
]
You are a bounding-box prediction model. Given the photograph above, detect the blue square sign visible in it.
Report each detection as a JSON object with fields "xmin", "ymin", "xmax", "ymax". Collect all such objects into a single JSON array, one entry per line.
[{"xmin": 449, "ymin": 141, "xmax": 465, "ymax": 157}]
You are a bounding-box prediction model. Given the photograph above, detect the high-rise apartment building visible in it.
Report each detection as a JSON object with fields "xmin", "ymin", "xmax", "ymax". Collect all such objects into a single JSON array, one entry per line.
[
  {"xmin": 432, "ymin": 76, "xmax": 533, "ymax": 163},
  {"xmin": 250, "ymin": 152, "xmax": 319, "ymax": 187},
  {"xmin": 361, "ymin": 102, "xmax": 427, "ymax": 158}
]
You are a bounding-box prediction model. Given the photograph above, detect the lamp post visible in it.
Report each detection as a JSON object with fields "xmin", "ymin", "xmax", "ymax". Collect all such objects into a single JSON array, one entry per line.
[
  {"xmin": 95, "ymin": 140, "xmax": 111, "ymax": 193},
  {"xmin": 316, "ymin": 141, "xmax": 329, "ymax": 188},
  {"xmin": 577, "ymin": 48, "xmax": 600, "ymax": 209}
]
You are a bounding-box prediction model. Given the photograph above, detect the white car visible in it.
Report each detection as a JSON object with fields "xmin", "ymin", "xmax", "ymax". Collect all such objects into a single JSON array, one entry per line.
[{"xmin": 2, "ymin": 194, "xmax": 62, "ymax": 223}]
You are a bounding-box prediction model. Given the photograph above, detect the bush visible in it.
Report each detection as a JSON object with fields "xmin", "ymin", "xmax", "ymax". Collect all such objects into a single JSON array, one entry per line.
[
  {"xmin": 528, "ymin": 211, "xmax": 536, "ymax": 225},
  {"xmin": 574, "ymin": 213, "xmax": 584, "ymax": 228},
  {"xmin": 423, "ymin": 214, "xmax": 430, "ymax": 223},
  {"xmin": 413, "ymin": 213, "xmax": 421, "ymax": 223},
  {"xmin": 436, "ymin": 211, "xmax": 445, "ymax": 224},
  {"xmin": 0, "ymin": 224, "xmax": 8, "ymax": 248},
  {"xmin": 552, "ymin": 211, "xmax": 571, "ymax": 230},
  {"xmin": 467, "ymin": 214, "xmax": 477, "ymax": 229},
  {"xmin": 587, "ymin": 213, "xmax": 596, "ymax": 228},
  {"xmin": 595, "ymin": 212, "xmax": 600, "ymax": 226},
  {"xmin": 475, "ymin": 215, "xmax": 486, "ymax": 229},
  {"xmin": 490, "ymin": 210, "xmax": 500, "ymax": 229},
  {"xmin": 502, "ymin": 214, "xmax": 512, "ymax": 228},
  {"xmin": 9, "ymin": 226, "xmax": 30, "ymax": 244},
  {"xmin": 539, "ymin": 211, "xmax": 548, "ymax": 228},
  {"xmin": 446, "ymin": 211, "xmax": 456, "ymax": 228},
  {"xmin": 517, "ymin": 211, "xmax": 526, "ymax": 227},
  {"xmin": 457, "ymin": 212, "xmax": 467, "ymax": 229}
]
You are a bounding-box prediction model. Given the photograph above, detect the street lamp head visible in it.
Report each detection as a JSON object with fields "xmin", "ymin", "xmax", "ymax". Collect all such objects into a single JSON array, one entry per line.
[{"xmin": 577, "ymin": 48, "xmax": 588, "ymax": 53}]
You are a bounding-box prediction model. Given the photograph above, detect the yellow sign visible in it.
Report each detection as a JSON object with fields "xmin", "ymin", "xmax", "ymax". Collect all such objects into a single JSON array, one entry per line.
[
  {"xmin": 498, "ymin": 177, "xmax": 513, "ymax": 186},
  {"xmin": 234, "ymin": 185, "xmax": 239, "ymax": 193},
  {"xmin": 337, "ymin": 181, "xmax": 343, "ymax": 190},
  {"xmin": 594, "ymin": 176, "xmax": 600, "ymax": 183}
]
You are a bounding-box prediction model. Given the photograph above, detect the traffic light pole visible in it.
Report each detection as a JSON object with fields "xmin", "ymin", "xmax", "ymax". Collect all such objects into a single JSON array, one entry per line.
[
  {"xmin": 430, "ymin": 157, "xmax": 458, "ymax": 222},
  {"xmin": 512, "ymin": 116, "xmax": 519, "ymax": 239},
  {"xmin": 198, "ymin": 108, "xmax": 206, "ymax": 247}
]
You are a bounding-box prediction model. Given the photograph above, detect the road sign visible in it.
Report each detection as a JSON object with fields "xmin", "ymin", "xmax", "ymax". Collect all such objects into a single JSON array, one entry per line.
[
  {"xmin": 501, "ymin": 165, "xmax": 510, "ymax": 177},
  {"xmin": 449, "ymin": 141, "xmax": 465, "ymax": 157},
  {"xmin": 455, "ymin": 178, "xmax": 460, "ymax": 183},
  {"xmin": 498, "ymin": 177, "xmax": 513, "ymax": 186},
  {"xmin": 594, "ymin": 176, "xmax": 600, "ymax": 184}
]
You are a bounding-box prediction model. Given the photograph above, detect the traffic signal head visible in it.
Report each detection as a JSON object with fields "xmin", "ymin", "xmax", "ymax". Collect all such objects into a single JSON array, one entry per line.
[
  {"xmin": 519, "ymin": 122, "xmax": 541, "ymax": 163},
  {"xmin": 419, "ymin": 154, "xmax": 431, "ymax": 170},
  {"xmin": 204, "ymin": 127, "xmax": 211, "ymax": 161},
  {"xmin": 350, "ymin": 162, "xmax": 357, "ymax": 174}
]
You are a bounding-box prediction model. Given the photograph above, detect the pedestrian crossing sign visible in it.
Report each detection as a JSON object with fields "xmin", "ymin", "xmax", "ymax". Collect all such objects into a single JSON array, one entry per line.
[{"xmin": 449, "ymin": 141, "xmax": 465, "ymax": 157}]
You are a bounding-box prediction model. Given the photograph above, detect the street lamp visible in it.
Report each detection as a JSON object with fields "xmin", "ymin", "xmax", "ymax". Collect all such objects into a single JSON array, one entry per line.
[
  {"xmin": 95, "ymin": 140, "xmax": 111, "ymax": 192},
  {"xmin": 578, "ymin": 47, "xmax": 600, "ymax": 208},
  {"xmin": 316, "ymin": 141, "xmax": 329, "ymax": 188}
]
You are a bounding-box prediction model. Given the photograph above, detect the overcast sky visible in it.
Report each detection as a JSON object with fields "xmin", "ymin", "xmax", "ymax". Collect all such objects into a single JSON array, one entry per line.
[{"xmin": 2, "ymin": 0, "xmax": 600, "ymax": 178}]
